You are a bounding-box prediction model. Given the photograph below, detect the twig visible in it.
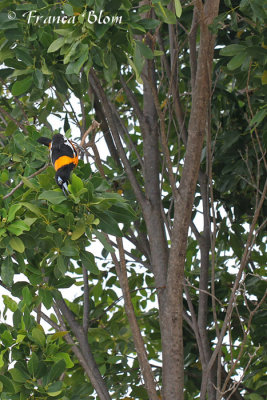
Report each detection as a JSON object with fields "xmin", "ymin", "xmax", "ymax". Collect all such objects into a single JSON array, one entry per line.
[
  {"xmin": 82, "ymin": 264, "xmax": 90, "ymax": 333},
  {"xmin": 220, "ymin": 290, "xmax": 267, "ymax": 399},
  {"xmin": 110, "ymin": 237, "xmax": 159, "ymax": 400},
  {"xmin": 0, "ymin": 77, "xmax": 29, "ymax": 122},
  {"xmin": 89, "ymin": 69, "xmax": 146, "ymax": 210},
  {"xmin": 0, "ymin": 106, "xmax": 28, "ymax": 135},
  {"xmin": 147, "ymin": 69, "xmax": 177, "ymax": 194},
  {"xmin": 203, "ymin": 180, "xmax": 267, "ymax": 395},
  {"xmin": 3, "ymin": 164, "xmax": 49, "ymax": 200}
]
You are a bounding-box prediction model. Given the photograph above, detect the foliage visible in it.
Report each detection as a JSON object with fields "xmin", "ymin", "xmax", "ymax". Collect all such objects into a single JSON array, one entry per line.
[{"xmin": 0, "ymin": 0, "xmax": 266, "ymax": 399}]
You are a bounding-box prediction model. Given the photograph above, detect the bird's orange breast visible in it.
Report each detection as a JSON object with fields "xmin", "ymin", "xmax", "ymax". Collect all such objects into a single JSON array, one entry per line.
[{"xmin": 54, "ymin": 155, "xmax": 78, "ymax": 171}]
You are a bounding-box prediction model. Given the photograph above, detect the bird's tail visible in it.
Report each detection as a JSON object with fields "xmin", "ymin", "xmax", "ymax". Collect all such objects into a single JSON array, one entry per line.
[
  {"xmin": 62, "ymin": 182, "xmax": 69, "ymax": 197},
  {"xmin": 57, "ymin": 176, "xmax": 69, "ymax": 196}
]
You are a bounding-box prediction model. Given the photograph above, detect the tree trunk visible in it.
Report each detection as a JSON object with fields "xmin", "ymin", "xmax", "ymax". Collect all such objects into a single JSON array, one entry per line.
[{"xmin": 160, "ymin": 2, "xmax": 220, "ymax": 399}]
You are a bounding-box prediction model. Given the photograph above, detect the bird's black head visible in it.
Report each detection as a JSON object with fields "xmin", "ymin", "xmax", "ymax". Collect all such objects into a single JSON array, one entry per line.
[{"xmin": 52, "ymin": 134, "xmax": 65, "ymax": 149}]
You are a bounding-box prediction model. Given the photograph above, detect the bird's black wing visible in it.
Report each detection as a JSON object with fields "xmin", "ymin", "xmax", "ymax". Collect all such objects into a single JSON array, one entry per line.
[{"xmin": 50, "ymin": 139, "xmax": 76, "ymax": 164}]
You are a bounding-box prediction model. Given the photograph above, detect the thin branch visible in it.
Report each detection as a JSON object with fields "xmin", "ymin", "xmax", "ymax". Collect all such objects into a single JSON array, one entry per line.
[
  {"xmin": 189, "ymin": 5, "xmax": 199, "ymax": 90},
  {"xmin": 220, "ymin": 290, "xmax": 267, "ymax": 399},
  {"xmin": 184, "ymin": 281, "xmax": 206, "ymax": 366},
  {"xmin": 119, "ymin": 74, "xmax": 145, "ymax": 125},
  {"xmin": 55, "ymin": 296, "xmax": 111, "ymax": 400},
  {"xmin": 89, "ymin": 69, "xmax": 147, "ymax": 210},
  {"xmin": 89, "ymin": 285, "xmax": 157, "ymax": 326},
  {"xmin": 80, "ymin": 119, "xmax": 106, "ymax": 177},
  {"xmin": 0, "ymin": 279, "xmax": 61, "ymax": 331},
  {"xmin": 0, "ymin": 106, "xmax": 29, "ymax": 134},
  {"xmin": 55, "ymin": 91, "xmax": 81, "ymax": 132},
  {"xmin": 0, "ymin": 77, "xmax": 29, "ymax": 122},
  {"xmin": 3, "ymin": 164, "xmax": 49, "ymax": 200},
  {"xmin": 110, "ymin": 103, "xmax": 145, "ymax": 171},
  {"xmin": 203, "ymin": 179, "xmax": 267, "ymax": 394},
  {"xmin": 82, "ymin": 264, "xmax": 90, "ymax": 333},
  {"xmin": 110, "ymin": 237, "xmax": 159, "ymax": 400},
  {"xmin": 147, "ymin": 68, "xmax": 177, "ymax": 194},
  {"xmin": 93, "ymin": 97, "xmax": 122, "ymax": 169}
]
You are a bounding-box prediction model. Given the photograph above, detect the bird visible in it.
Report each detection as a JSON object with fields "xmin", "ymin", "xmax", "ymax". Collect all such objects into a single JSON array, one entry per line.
[{"xmin": 37, "ymin": 133, "xmax": 78, "ymax": 196}]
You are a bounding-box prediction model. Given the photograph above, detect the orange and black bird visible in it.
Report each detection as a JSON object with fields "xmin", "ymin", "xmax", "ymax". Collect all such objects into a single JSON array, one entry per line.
[{"xmin": 37, "ymin": 133, "xmax": 78, "ymax": 196}]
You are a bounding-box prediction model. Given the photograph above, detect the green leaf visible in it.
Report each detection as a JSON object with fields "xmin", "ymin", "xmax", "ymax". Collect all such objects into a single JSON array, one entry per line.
[
  {"xmin": 227, "ymin": 52, "xmax": 247, "ymax": 70},
  {"xmin": 39, "ymin": 288, "xmax": 53, "ymax": 309},
  {"xmin": 31, "ymin": 327, "xmax": 46, "ymax": 347},
  {"xmin": 1, "ymin": 257, "xmax": 14, "ymax": 286},
  {"xmin": 63, "ymin": 4, "xmax": 74, "ymax": 16},
  {"xmin": 11, "ymin": 76, "xmax": 33, "ymax": 96},
  {"xmin": 261, "ymin": 70, "xmax": 267, "ymax": 85},
  {"xmin": 9, "ymin": 236, "xmax": 25, "ymax": 253},
  {"xmin": 249, "ymin": 109, "xmax": 267, "ymax": 128},
  {"xmin": 0, "ymin": 375, "xmax": 15, "ymax": 394},
  {"xmin": 0, "ymin": 351, "xmax": 5, "ymax": 369},
  {"xmin": 7, "ymin": 220, "xmax": 31, "ymax": 235},
  {"xmin": 23, "ymin": 217, "xmax": 37, "ymax": 227},
  {"xmin": 9, "ymin": 367, "xmax": 30, "ymax": 383},
  {"xmin": 20, "ymin": 175, "xmax": 38, "ymax": 189},
  {"xmin": 51, "ymin": 352, "xmax": 74, "ymax": 368},
  {"xmin": 22, "ymin": 286, "xmax": 32, "ymax": 306},
  {"xmin": 71, "ymin": 220, "xmax": 86, "ymax": 240},
  {"xmin": 50, "ymin": 331, "xmax": 68, "ymax": 341},
  {"xmin": 95, "ymin": 211, "xmax": 122, "ymax": 236},
  {"xmin": 15, "ymin": 48, "xmax": 33, "ymax": 66},
  {"xmin": 174, "ymin": 0, "xmax": 182, "ymax": 17},
  {"xmin": 33, "ymin": 69, "xmax": 44, "ymax": 89},
  {"xmin": 47, "ymin": 359, "xmax": 66, "ymax": 383},
  {"xmin": 154, "ymin": 3, "xmax": 176, "ymax": 24},
  {"xmin": 7, "ymin": 204, "xmax": 22, "ymax": 222},
  {"xmin": 138, "ymin": 18, "xmax": 160, "ymax": 30},
  {"xmin": 0, "ymin": 170, "xmax": 9, "ymax": 183},
  {"xmin": 66, "ymin": 51, "xmax": 88, "ymax": 74},
  {"xmin": 28, "ymin": 352, "xmax": 39, "ymax": 376},
  {"xmin": 0, "ymin": 329, "xmax": 13, "ymax": 346},
  {"xmin": 16, "ymin": 334, "xmax": 26, "ymax": 344},
  {"xmin": 39, "ymin": 190, "xmax": 66, "ymax": 205},
  {"xmin": 69, "ymin": 173, "xmax": 84, "ymax": 194},
  {"xmin": 247, "ymin": 395, "xmax": 264, "ymax": 400},
  {"xmin": 2, "ymin": 295, "xmax": 17, "ymax": 312},
  {"xmin": 56, "ymin": 254, "xmax": 67, "ymax": 275},
  {"xmin": 129, "ymin": 22, "xmax": 146, "ymax": 33},
  {"xmin": 220, "ymin": 44, "xmax": 245, "ymax": 56},
  {"xmin": 47, "ymin": 37, "xmax": 65, "ymax": 53},
  {"xmin": 93, "ymin": 229, "xmax": 115, "ymax": 253},
  {"xmin": 47, "ymin": 381, "xmax": 63, "ymax": 396},
  {"xmin": 133, "ymin": 44, "xmax": 145, "ymax": 76},
  {"xmin": 52, "ymin": 204, "xmax": 70, "ymax": 214},
  {"xmin": 103, "ymin": 52, "xmax": 118, "ymax": 82},
  {"xmin": 80, "ymin": 251, "xmax": 99, "ymax": 274},
  {"xmin": 136, "ymin": 40, "xmax": 154, "ymax": 60},
  {"xmin": 20, "ymin": 202, "xmax": 43, "ymax": 217},
  {"xmin": 128, "ymin": 56, "xmax": 143, "ymax": 84},
  {"xmin": 61, "ymin": 242, "xmax": 79, "ymax": 257}
]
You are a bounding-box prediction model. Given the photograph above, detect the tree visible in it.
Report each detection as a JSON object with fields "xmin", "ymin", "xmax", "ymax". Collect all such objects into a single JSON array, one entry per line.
[{"xmin": 0, "ymin": 0, "xmax": 266, "ymax": 399}]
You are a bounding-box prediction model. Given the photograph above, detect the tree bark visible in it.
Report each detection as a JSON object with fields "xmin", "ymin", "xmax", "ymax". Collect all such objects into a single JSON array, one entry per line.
[{"xmin": 161, "ymin": 2, "xmax": 220, "ymax": 399}]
